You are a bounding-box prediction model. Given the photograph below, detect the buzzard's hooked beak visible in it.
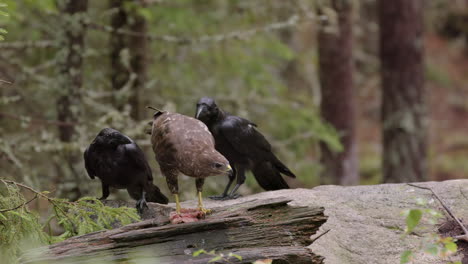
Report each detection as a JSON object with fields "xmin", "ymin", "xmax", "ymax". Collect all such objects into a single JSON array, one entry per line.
[
  {"xmin": 226, "ymin": 164, "xmax": 233, "ymax": 177},
  {"xmin": 195, "ymin": 105, "xmax": 206, "ymax": 119}
]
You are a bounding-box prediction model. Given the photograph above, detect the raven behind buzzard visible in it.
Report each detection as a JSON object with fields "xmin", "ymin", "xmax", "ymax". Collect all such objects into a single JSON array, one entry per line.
[
  {"xmin": 195, "ymin": 97, "xmax": 296, "ymax": 200},
  {"xmin": 149, "ymin": 109, "xmax": 233, "ymax": 216},
  {"xmin": 84, "ymin": 128, "xmax": 168, "ymax": 213}
]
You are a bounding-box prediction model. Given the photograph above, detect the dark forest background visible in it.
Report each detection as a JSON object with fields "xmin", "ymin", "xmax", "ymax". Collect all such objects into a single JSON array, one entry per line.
[{"xmin": 1, "ymin": 0, "xmax": 468, "ymax": 205}]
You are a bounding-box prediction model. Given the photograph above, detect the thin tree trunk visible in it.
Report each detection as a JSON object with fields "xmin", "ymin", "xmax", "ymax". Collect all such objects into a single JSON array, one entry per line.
[
  {"xmin": 378, "ymin": 0, "xmax": 427, "ymax": 183},
  {"xmin": 57, "ymin": 0, "xmax": 87, "ymax": 142},
  {"xmin": 110, "ymin": 0, "xmax": 130, "ymax": 110},
  {"xmin": 318, "ymin": 0, "xmax": 359, "ymax": 185},
  {"xmin": 128, "ymin": 10, "xmax": 148, "ymax": 121},
  {"xmin": 56, "ymin": 0, "xmax": 88, "ymax": 200}
]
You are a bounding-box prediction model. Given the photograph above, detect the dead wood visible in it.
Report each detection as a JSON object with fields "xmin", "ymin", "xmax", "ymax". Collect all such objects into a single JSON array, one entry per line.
[{"xmin": 21, "ymin": 197, "xmax": 326, "ymax": 264}]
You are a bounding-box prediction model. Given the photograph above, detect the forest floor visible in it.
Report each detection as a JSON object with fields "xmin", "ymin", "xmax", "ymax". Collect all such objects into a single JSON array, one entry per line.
[{"xmin": 358, "ymin": 33, "xmax": 468, "ymax": 184}]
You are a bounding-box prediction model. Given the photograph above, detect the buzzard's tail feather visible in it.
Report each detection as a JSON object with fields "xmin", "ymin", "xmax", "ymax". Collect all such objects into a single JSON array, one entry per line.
[
  {"xmin": 145, "ymin": 183, "xmax": 169, "ymax": 204},
  {"xmin": 252, "ymin": 161, "xmax": 290, "ymax": 191}
]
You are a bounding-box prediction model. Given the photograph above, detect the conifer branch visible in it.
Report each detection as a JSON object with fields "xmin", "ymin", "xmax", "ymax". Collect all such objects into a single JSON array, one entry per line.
[
  {"xmin": 87, "ymin": 12, "xmax": 317, "ymax": 44},
  {"xmin": 1, "ymin": 179, "xmax": 77, "ymax": 232},
  {"xmin": 0, "ymin": 193, "xmax": 38, "ymax": 213}
]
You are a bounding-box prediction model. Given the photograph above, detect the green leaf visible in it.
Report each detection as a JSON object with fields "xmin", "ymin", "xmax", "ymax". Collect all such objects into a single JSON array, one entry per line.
[
  {"xmin": 229, "ymin": 253, "xmax": 242, "ymax": 261},
  {"xmin": 425, "ymin": 244, "xmax": 438, "ymax": 256},
  {"xmin": 193, "ymin": 249, "xmax": 206, "ymax": 257},
  {"xmin": 208, "ymin": 255, "xmax": 222, "ymax": 263},
  {"xmin": 400, "ymin": 250, "xmax": 413, "ymax": 264},
  {"xmin": 445, "ymin": 241, "xmax": 457, "ymax": 253},
  {"xmin": 0, "ymin": 10, "xmax": 9, "ymax": 17},
  {"xmin": 406, "ymin": 209, "xmax": 422, "ymax": 233}
]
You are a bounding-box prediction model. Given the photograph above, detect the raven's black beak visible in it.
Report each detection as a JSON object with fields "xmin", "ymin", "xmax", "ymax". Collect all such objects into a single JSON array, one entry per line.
[{"xmin": 195, "ymin": 105, "xmax": 207, "ymax": 120}]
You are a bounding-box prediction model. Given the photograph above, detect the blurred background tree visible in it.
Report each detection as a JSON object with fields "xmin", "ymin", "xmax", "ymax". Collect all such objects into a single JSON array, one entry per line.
[
  {"xmin": 0, "ymin": 0, "xmax": 467, "ymax": 212},
  {"xmin": 317, "ymin": 0, "xmax": 358, "ymax": 185},
  {"xmin": 378, "ymin": 0, "xmax": 426, "ymax": 183}
]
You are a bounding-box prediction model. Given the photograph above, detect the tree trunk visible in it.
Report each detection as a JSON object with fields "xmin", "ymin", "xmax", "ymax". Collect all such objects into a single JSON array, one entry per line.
[
  {"xmin": 56, "ymin": 0, "xmax": 88, "ymax": 142},
  {"xmin": 318, "ymin": 0, "xmax": 359, "ymax": 185},
  {"xmin": 378, "ymin": 0, "xmax": 427, "ymax": 183},
  {"xmin": 55, "ymin": 0, "xmax": 88, "ymax": 200},
  {"xmin": 128, "ymin": 9, "xmax": 148, "ymax": 121},
  {"xmin": 110, "ymin": 0, "xmax": 130, "ymax": 110}
]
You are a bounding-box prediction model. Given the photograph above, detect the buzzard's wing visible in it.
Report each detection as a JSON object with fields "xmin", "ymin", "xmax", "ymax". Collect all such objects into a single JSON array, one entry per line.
[
  {"xmin": 83, "ymin": 146, "xmax": 96, "ymax": 179},
  {"xmin": 123, "ymin": 143, "xmax": 153, "ymax": 181}
]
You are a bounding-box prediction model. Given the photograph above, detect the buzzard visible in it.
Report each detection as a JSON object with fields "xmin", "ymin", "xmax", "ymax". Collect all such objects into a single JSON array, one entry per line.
[
  {"xmin": 195, "ymin": 97, "xmax": 296, "ymax": 200},
  {"xmin": 84, "ymin": 128, "xmax": 168, "ymax": 213},
  {"xmin": 149, "ymin": 108, "xmax": 233, "ymax": 215}
]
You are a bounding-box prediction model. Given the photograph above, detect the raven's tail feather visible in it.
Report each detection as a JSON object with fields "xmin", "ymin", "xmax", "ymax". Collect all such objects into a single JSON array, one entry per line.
[
  {"xmin": 251, "ymin": 161, "xmax": 290, "ymax": 191},
  {"xmin": 144, "ymin": 182, "xmax": 169, "ymax": 204},
  {"xmin": 271, "ymin": 156, "xmax": 296, "ymax": 178}
]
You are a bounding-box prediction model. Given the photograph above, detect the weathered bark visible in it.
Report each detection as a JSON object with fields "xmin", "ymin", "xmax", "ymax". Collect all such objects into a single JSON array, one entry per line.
[
  {"xmin": 318, "ymin": 0, "xmax": 359, "ymax": 185},
  {"xmin": 21, "ymin": 197, "xmax": 326, "ymax": 264},
  {"xmin": 55, "ymin": 0, "xmax": 88, "ymax": 200},
  {"xmin": 56, "ymin": 0, "xmax": 88, "ymax": 142},
  {"xmin": 110, "ymin": 0, "xmax": 130, "ymax": 110},
  {"xmin": 128, "ymin": 9, "xmax": 148, "ymax": 120},
  {"xmin": 378, "ymin": 0, "xmax": 427, "ymax": 183}
]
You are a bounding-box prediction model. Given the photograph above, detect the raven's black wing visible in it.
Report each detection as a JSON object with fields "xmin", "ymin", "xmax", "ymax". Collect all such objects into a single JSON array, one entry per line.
[
  {"xmin": 123, "ymin": 142, "xmax": 168, "ymax": 204},
  {"xmin": 83, "ymin": 146, "xmax": 96, "ymax": 179},
  {"xmin": 122, "ymin": 143, "xmax": 153, "ymax": 181},
  {"xmin": 219, "ymin": 116, "xmax": 295, "ymax": 179},
  {"xmin": 218, "ymin": 116, "xmax": 272, "ymax": 158}
]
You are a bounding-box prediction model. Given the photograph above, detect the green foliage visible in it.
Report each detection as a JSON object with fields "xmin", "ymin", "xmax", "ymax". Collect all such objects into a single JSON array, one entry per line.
[
  {"xmin": 0, "ymin": 183, "xmax": 48, "ymax": 264},
  {"xmin": 400, "ymin": 250, "xmax": 413, "ymax": 264},
  {"xmin": 0, "ymin": 2, "xmax": 8, "ymax": 40},
  {"xmin": 0, "ymin": 180, "xmax": 140, "ymax": 263},
  {"xmin": 193, "ymin": 249, "xmax": 242, "ymax": 263},
  {"xmin": 0, "ymin": 0, "xmax": 337, "ymax": 202},
  {"xmin": 400, "ymin": 198, "xmax": 458, "ymax": 264},
  {"xmin": 51, "ymin": 196, "xmax": 140, "ymax": 241},
  {"xmin": 404, "ymin": 209, "xmax": 423, "ymax": 234}
]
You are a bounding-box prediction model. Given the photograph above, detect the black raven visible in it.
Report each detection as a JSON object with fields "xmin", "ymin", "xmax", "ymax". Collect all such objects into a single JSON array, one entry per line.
[
  {"xmin": 84, "ymin": 128, "xmax": 168, "ymax": 213},
  {"xmin": 195, "ymin": 97, "xmax": 296, "ymax": 200}
]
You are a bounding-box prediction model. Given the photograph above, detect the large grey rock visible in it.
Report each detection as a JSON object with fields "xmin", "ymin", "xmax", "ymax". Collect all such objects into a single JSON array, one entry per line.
[
  {"xmin": 302, "ymin": 180, "xmax": 468, "ymax": 264},
  {"xmin": 22, "ymin": 180, "xmax": 468, "ymax": 264},
  {"xmin": 195, "ymin": 179, "xmax": 468, "ymax": 263}
]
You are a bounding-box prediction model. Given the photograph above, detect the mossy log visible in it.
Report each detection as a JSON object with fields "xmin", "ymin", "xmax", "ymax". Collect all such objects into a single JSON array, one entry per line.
[{"xmin": 21, "ymin": 197, "xmax": 326, "ymax": 264}]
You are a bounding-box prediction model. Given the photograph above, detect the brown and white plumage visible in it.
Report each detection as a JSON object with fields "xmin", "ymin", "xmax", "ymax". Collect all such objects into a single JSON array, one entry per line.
[{"xmin": 149, "ymin": 110, "xmax": 232, "ymax": 216}]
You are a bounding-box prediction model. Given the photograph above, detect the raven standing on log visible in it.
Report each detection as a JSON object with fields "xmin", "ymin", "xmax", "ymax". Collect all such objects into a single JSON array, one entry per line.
[
  {"xmin": 195, "ymin": 97, "xmax": 296, "ymax": 200},
  {"xmin": 148, "ymin": 108, "xmax": 233, "ymax": 218},
  {"xmin": 84, "ymin": 128, "xmax": 168, "ymax": 213}
]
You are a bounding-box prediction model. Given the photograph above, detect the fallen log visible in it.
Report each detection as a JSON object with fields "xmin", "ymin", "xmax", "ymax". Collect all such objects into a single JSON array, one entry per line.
[{"xmin": 21, "ymin": 196, "xmax": 326, "ymax": 264}]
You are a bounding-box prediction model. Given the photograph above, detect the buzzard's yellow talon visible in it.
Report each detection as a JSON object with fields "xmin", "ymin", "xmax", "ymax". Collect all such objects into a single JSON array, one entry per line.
[
  {"xmin": 174, "ymin": 194, "xmax": 182, "ymax": 214},
  {"xmin": 197, "ymin": 192, "xmax": 212, "ymax": 214},
  {"xmin": 198, "ymin": 207, "xmax": 212, "ymax": 214}
]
